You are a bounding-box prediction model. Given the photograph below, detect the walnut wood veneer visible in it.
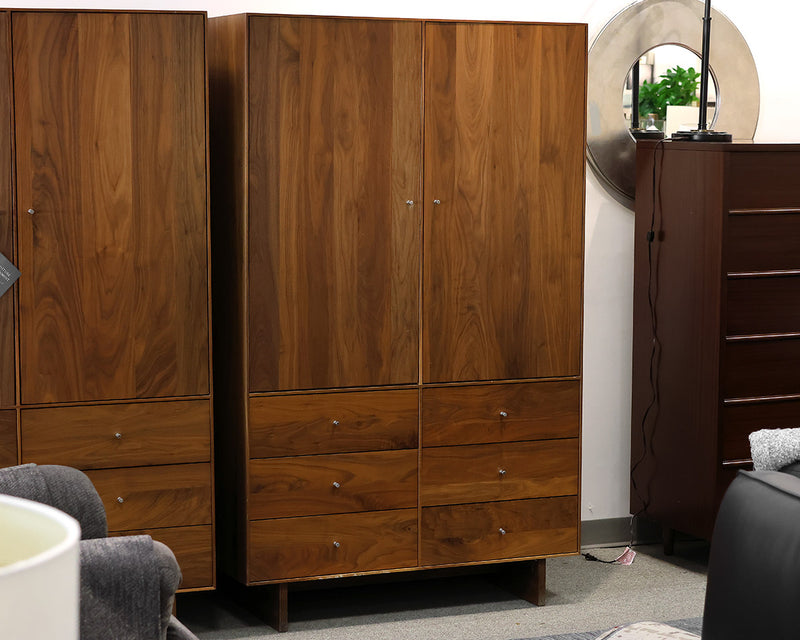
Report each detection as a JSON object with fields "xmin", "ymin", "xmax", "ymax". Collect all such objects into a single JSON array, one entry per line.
[
  {"xmin": 0, "ymin": 10, "xmax": 215, "ymax": 591},
  {"xmin": 209, "ymin": 14, "xmax": 585, "ymax": 630}
]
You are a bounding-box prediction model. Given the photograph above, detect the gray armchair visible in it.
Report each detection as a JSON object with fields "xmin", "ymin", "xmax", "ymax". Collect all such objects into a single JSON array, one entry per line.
[{"xmin": 0, "ymin": 463, "xmax": 199, "ymax": 640}]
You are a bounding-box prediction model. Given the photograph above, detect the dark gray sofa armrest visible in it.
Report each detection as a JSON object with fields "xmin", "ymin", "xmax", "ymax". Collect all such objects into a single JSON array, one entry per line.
[
  {"xmin": 0, "ymin": 463, "xmax": 107, "ymax": 539},
  {"xmin": 81, "ymin": 535, "xmax": 182, "ymax": 640}
]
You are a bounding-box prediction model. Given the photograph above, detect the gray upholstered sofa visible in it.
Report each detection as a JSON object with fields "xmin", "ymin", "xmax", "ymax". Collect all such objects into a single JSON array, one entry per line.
[{"xmin": 0, "ymin": 463, "xmax": 199, "ymax": 640}]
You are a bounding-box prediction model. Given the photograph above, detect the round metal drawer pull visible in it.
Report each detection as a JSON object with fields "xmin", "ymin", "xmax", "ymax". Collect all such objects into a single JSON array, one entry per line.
[
  {"xmin": 333, "ymin": 541, "xmax": 341, "ymax": 548},
  {"xmin": 499, "ymin": 410, "xmax": 508, "ymax": 418},
  {"xmin": 498, "ymin": 468, "xmax": 507, "ymax": 477},
  {"xmin": 117, "ymin": 496, "xmax": 124, "ymax": 504},
  {"xmin": 114, "ymin": 432, "xmax": 122, "ymax": 439},
  {"xmin": 406, "ymin": 200, "xmax": 414, "ymax": 206},
  {"xmin": 433, "ymin": 199, "xmax": 441, "ymax": 205},
  {"xmin": 498, "ymin": 528, "xmax": 506, "ymax": 535},
  {"xmin": 27, "ymin": 208, "xmax": 35, "ymax": 215},
  {"xmin": 332, "ymin": 481, "xmax": 341, "ymax": 489},
  {"xmin": 332, "ymin": 419, "xmax": 340, "ymax": 426}
]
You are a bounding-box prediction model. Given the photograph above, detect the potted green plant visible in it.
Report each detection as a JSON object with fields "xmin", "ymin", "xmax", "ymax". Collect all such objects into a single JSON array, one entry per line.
[{"xmin": 638, "ymin": 65, "xmax": 701, "ymax": 122}]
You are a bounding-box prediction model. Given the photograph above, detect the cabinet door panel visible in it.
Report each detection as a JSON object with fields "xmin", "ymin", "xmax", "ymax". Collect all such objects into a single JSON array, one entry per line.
[
  {"xmin": 248, "ymin": 17, "xmax": 421, "ymax": 391},
  {"xmin": 0, "ymin": 409, "xmax": 16, "ymax": 467},
  {"xmin": 13, "ymin": 12, "xmax": 209, "ymax": 404},
  {"xmin": 423, "ymin": 23, "xmax": 585, "ymax": 382},
  {"xmin": 0, "ymin": 12, "xmax": 14, "ymax": 408}
]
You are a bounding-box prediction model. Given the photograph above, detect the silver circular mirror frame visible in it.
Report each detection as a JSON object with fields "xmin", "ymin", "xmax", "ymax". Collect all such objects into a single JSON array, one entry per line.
[{"xmin": 587, "ymin": 0, "xmax": 760, "ymax": 209}]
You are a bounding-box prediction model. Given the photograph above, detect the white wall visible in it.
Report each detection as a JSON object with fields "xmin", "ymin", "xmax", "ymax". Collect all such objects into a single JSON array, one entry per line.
[{"xmin": 5, "ymin": 0, "xmax": 799, "ymax": 521}]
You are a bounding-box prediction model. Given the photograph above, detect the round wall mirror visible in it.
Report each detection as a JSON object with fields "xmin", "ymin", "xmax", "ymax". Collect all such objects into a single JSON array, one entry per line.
[{"xmin": 587, "ymin": 0, "xmax": 759, "ymax": 209}]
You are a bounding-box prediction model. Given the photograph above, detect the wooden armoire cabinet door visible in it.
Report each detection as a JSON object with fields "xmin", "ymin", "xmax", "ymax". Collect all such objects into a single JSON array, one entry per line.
[
  {"xmin": 0, "ymin": 12, "xmax": 14, "ymax": 409},
  {"xmin": 247, "ymin": 17, "xmax": 422, "ymax": 392},
  {"xmin": 13, "ymin": 12, "xmax": 209, "ymax": 404},
  {"xmin": 422, "ymin": 22, "xmax": 586, "ymax": 383}
]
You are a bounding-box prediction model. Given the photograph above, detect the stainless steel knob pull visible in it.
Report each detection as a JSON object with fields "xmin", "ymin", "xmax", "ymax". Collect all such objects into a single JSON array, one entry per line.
[
  {"xmin": 333, "ymin": 541, "xmax": 341, "ymax": 548},
  {"xmin": 114, "ymin": 432, "xmax": 122, "ymax": 439},
  {"xmin": 433, "ymin": 199, "xmax": 441, "ymax": 205},
  {"xmin": 498, "ymin": 527, "xmax": 506, "ymax": 535},
  {"xmin": 332, "ymin": 481, "xmax": 341, "ymax": 489},
  {"xmin": 332, "ymin": 419, "xmax": 340, "ymax": 426},
  {"xmin": 498, "ymin": 468, "xmax": 507, "ymax": 477},
  {"xmin": 117, "ymin": 496, "xmax": 124, "ymax": 504},
  {"xmin": 499, "ymin": 410, "xmax": 508, "ymax": 418},
  {"xmin": 406, "ymin": 200, "xmax": 414, "ymax": 206},
  {"xmin": 27, "ymin": 208, "xmax": 35, "ymax": 215}
]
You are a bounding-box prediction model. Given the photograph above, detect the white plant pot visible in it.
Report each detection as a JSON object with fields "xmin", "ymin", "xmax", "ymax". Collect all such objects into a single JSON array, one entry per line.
[{"xmin": 0, "ymin": 494, "xmax": 81, "ymax": 639}]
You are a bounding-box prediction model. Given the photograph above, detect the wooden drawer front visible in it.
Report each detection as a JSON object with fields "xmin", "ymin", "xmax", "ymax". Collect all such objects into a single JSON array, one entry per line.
[
  {"xmin": 0, "ymin": 409, "xmax": 16, "ymax": 468},
  {"xmin": 722, "ymin": 399, "xmax": 800, "ymax": 462},
  {"xmin": 723, "ymin": 338, "xmax": 800, "ymax": 399},
  {"xmin": 248, "ymin": 509, "xmax": 418, "ymax": 582},
  {"xmin": 249, "ymin": 450, "xmax": 417, "ymax": 518},
  {"xmin": 249, "ymin": 389, "xmax": 418, "ymax": 457},
  {"xmin": 115, "ymin": 524, "xmax": 213, "ymax": 590},
  {"xmin": 21, "ymin": 400, "xmax": 211, "ymax": 469},
  {"xmin": 421, "ymin": 439, "xmax": 578, "ymax": 507},
  {"xmin": 86, "ymin": 463, "xmax": 212, "ymax": 532},
  {"xmin": 420, "ymin": 497, "xmax": 578, "ymax": 566},
  {"xmin": 422, "ymin": 381, "xmax": 580, "ymax": 447},
  {"xmin": 727, "ymin": 276, "xmax": 800, "ymax": 336},
  {"xmin": 727, "ymin": 211, "xmax": 800, "ymax": 273}
]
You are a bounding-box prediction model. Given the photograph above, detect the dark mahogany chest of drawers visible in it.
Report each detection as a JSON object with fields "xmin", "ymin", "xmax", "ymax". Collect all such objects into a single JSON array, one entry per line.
[{"xmin": 631, "ymin": 141, "xmax": 800, "ymax": 543}]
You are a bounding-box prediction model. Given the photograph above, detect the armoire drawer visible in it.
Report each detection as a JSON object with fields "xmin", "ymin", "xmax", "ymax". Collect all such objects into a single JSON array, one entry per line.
[
  {"xmin": 249, "ymin": 449, "xmax": 417, "ymax": 518},
  {"xmin": 249, "ymin": 389, "xmax": 418, "ymax": 457},
  {"xmin": 726, "ymin": 275, "xmax": 800, "ymax": 336},
  {"xmin": 723, "ymin": 338, "xmax": 800, "ymax": 399},
  {"xmin": 721, "ymin": 398, "xmax": 800, "ymax": 462},
  {"xmin": 420, "ymin": 497, "xmax": 578, "ymax": 566},
  {"xmin": 727, "ymin": 211, "xmax": 800, "ymax": 273},
  {"xmin": 421, "ymin": 439, "xmax": 579, "ymax": 506},
  {"xmin": 0, "ymin": 409, "xmax": 15, "ymax": 467},
  {"xmin": 116, "ymin": 524, "xmax": 213, "ymax": 590},
  {"xmin": 248, "ymin": 509, "xmax": 418, "ymax": 582},
  {"xmin": 422, "ymin": 381, "xmax": 580, "ymax": 447},
  {"xmin": 86, "ymin": 463, "xmax": 212, "ymax": 531},
  {"xmin": 20, "ymin": 400, "xmax": 211, "ymax": 469}
]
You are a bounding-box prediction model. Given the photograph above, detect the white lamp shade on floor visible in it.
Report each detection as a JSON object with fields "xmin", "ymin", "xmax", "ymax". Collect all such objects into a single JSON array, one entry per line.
[{"xmin": 0, "ymin": 494, "xmax": 80, "ymax": 639}]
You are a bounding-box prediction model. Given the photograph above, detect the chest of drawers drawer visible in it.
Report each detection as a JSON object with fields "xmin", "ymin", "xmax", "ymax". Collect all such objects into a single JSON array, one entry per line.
[
  {"xmin": 85, "ymin": 462, "xmax": 212, "ymax": 532},
  {"xmin": 248, "ymin": 509, "xmax": 418, "ymax": 582},
  {"xmin": 723, "ymin": 337, "xmax": 800, "ymax": 399},
  {"xmin": 721, "ymin": 398, "xmax": 800, "ymax": 462},
  {"xmin": 249, "ymin": 389, "xmax": 418, "ymax": 457},
  {"xmin": 727, "ymin": 275, "xmax": 800, "ymax": 336},
  {"xmin": 421, "ymin": 439, "xmax": 578, "ymax": 506},
  {"xmin": 422, "ymin": 381, "xmax": 579, "ymax": 447},
  {"xmin": 20, "ymin": 400, "xmax": 211, "ymax": 468},
  {"xmin": 420, "ymin": 497, "xmax": 578, "ymax": 566},
  {"xmin": 249, "ymin": 449, "xmax": 417, "ymax": 518},
  {"xmin": 727, "ymin": 211, "xmax": 800, "ymax": 273}
]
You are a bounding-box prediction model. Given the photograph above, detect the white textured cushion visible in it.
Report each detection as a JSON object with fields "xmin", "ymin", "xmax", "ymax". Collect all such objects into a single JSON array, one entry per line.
[
  {"xmin": 749, "ymin": 427, "xmax": 800, "ymax": 471},
  {"xmin": 595, "ymin": 621, "xmax": 700, "ymax": 639}
]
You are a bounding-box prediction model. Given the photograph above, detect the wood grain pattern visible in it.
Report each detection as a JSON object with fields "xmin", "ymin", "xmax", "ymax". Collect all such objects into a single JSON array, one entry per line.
[
  {"xmin": 421, "ymin": 439, "xmax": 578, "ymax": 506},
  {"xmin": 724, "ymin": 338, "xmax": 800, "ymax": 399},
  {"xmin": 727, "ymin": 275, "xmax": 800, "ymax": 336},
  {"xmin": 86, "ymin": 462, "xmax": 212, "ymax": 532},
  {"xmin": 722, "ymin": 398, "xmax": 800, "ymax": 462},
  {"xmin": 423, "ymin": 22, "xmax": 585, "ymax": 383},
  {"xmin": 249, "ymin": 449, "xmax": 417, "ymax": 518},
  {"xmin": 248, "ymin": 509, "xmax": 418, "ymax": 582},
  {"xmin": 13, "ymin": 12, "xmax": 209, "ymax": 404},
  {"xmin": 20, "ymin": 399, "xmax": 211, "ymax": 469},
  {"xmin": 247, "ymin": 16, "xmax": 422, "ymax": 392},
  {"xmin": 728, "ymin": 152, "xmax": 800, "ymax": 209},
  {"xmin": 0, "ymin": 409, "xmax": 16, "ymax": 467},
  {"xmin": 118, "ymin": 524, "xmax": 213, "ymax": 590},
  {"xmin": 422, "ymin": 381, "xmax": 580, "ymax": 447},
  {"xmin": 249, "ymin": 389, "xmax": 418, "ymax": 457},
  {"xmin": 727, "ymin": 210, "xmax": 800, "ymax": 273},
  {"xmin": 420, "ymin": 497, "xmax": 578, "ymax": 565},
  {"xmin": 0, "ymin": 12, "xmax": 14, "ymax": 409}
]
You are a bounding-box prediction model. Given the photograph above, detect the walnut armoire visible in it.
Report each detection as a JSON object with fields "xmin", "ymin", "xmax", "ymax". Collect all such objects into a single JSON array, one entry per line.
[{"xmin": 209, "ymin": 14, "xmax": 586, "ymax": 629}]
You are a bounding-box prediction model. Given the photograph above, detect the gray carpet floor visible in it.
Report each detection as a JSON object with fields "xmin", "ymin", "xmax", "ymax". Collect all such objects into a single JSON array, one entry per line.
[{"xmin": 177, "ymin": 542, "xmax": 708, "ymax": 640}]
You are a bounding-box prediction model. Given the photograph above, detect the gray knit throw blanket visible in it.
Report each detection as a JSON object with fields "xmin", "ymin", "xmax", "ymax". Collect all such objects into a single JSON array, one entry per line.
[{"xmin": 749, "ymin": 428, "xmax": 800, "ymax": 471}]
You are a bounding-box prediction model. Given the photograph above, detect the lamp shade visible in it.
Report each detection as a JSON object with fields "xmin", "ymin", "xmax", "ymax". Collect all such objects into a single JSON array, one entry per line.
[{"xmin": 0, "ymin": 494, "xmax": 80, "ymax": 639}]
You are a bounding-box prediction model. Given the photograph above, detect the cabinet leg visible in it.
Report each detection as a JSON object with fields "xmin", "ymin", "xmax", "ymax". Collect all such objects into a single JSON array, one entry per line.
[
  {"xmin": 663, "ymin": 526, "xmax": 675, "ymax": 556},
  {"xmin": 494, "ymin": 559, "xmax": 546, "ymax": 606},
  {"xmin": 221, "ymin": 578, "xmax": 289, "ymax": 632}
]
